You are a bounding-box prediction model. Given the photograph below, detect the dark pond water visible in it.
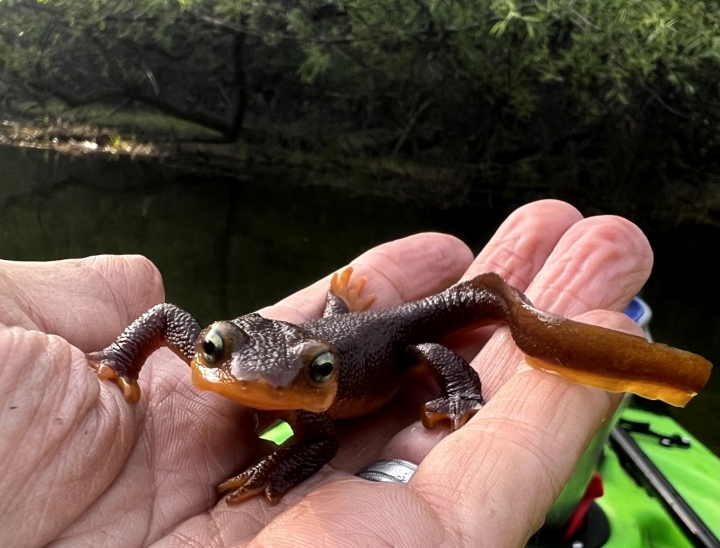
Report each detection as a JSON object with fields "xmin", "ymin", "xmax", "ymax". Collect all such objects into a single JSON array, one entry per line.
[{"xmin": 1, "ymin": 145, "xmax": 718, "ymax": 455}]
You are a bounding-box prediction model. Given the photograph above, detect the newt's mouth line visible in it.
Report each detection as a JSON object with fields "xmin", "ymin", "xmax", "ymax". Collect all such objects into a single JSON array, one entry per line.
[{"xmin": 190, "ymin": 359, "xmax": 337, "ymax": 412}]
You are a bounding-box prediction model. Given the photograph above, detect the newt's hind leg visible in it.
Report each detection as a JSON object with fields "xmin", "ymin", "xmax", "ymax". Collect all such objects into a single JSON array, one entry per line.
[
  {"xmin": 323, "ymin": 267, "xmax": 376, "ymax": 317},
  {"xmin": 408, "ymin": 343, "xmax": 484, "ymax": 431}
]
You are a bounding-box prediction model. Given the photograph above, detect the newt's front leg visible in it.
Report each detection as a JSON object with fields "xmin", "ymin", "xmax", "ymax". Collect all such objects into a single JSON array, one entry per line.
[
  {"xmin": 218, "ymin": 410, "xmax": 339, "ymax": 504},
  {"xmin": 86, "ymin": 303, "xmax": 201, "ymax": 403}
]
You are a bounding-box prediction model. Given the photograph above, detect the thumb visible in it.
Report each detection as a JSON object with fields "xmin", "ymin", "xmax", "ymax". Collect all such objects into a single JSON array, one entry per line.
[{"xmin": 0, "ymin": 255, "xmax": 164, "ymax": 351}]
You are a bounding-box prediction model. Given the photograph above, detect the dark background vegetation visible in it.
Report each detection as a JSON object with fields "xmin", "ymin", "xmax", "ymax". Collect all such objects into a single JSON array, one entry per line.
[{"xmin": 0, "ymin": 0, "xmax": 719, "ymax": 229}]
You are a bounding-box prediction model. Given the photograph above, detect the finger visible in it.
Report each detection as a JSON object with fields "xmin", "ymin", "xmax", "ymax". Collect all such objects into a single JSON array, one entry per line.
[
  {"xmin": 324, "ymin": 201, "xmax": 585, "ymax": 470},
  {"xmin": 442, "ymin": 199, "xmax": 582, "ymax": 358},
  {"xmin": 0, "ymin": 255, "xmax": 164, "ymax": 351},
  {"xmin": 530, "ymin": 215, "xmax": 653, "ymax": 313},
  {"xmin": 382, "ymin": 214, "xmax": 652, "ymax": 462},
  {"xmin": 0, "ymin": 327, "xmax": 137, "ymax": 546},
  {"xmin": 393, "ymin": 213, "xmax": 651, "ymax": 544},
  {"xmin": 463, "ymin": 199, "xmax": 583, "ymax": 288},
  {"xmin": 57, "ymin": 355, "xmax": 263, "ymax": 548},
  {"xmin": 479, "ymin": 214, "xmax": 653, "ymax": 394},
  {"xmin": 409, "ymin": 311, "xmax": 643, "ymax": 547},
  {"xmin": 259, "ymin": 232, "xmax": 474, "ymax": 323}
]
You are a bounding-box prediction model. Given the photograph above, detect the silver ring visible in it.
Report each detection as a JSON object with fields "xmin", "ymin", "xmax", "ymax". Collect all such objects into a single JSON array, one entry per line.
[{"xmin": 355, "ymin": 459, "xmax": 417, "ymax": 485}]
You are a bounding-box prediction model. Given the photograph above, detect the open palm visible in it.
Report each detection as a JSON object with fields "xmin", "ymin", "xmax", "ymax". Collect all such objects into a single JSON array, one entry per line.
[{"xmin": 0, "ymin": 200, "xmax": 651, "ymax": 548}]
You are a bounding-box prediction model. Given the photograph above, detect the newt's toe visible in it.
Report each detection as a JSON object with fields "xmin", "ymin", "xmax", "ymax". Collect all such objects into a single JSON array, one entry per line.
[
  {"xmin": 219, "ymin": 466, "xmax": 286, "ymax": 505},
  {"xmin": 331, "ymin": 266, "xmax": 377, "ymax": 312},
  {"xmin": 218, "ymin": 473, "xmax": 263, "ymax": 504},
  {"xmin": 116, "ymin": 376, "xmax": 141, "ymax": 403},
  {"xmin": 87, "ymin": 355, "xmax": 141, "ymax": 404},
  {"xmin": 421, "ymin": 394, "xmax": 483, "ymax": 431}
]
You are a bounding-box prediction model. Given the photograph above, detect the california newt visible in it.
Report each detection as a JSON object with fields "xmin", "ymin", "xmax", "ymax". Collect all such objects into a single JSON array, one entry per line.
[{"xmin": 87, "ymin": 268, "xmax": 712, "ymax": 504}]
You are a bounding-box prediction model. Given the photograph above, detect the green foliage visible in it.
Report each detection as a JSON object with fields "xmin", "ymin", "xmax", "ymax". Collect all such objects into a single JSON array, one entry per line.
[
  {"xmin": 241, "ymin": 0, "xmax": 720, "ymax": 121},
  {"xmin": 0, "ymin": 0, "xmax": 718, "ymax": 191},
  {"xmin": 2, "ymin": 0, "xmax": 718, "ymax": 126},
  {"xmin": 0, "ymin": 0, "xmax": 237, "ymax": 132}
]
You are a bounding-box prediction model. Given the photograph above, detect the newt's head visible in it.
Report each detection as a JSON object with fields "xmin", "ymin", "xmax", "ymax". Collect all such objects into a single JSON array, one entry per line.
[{"xmin": 190, "ymin": 313, "xmax": 338, "ymax": 413}]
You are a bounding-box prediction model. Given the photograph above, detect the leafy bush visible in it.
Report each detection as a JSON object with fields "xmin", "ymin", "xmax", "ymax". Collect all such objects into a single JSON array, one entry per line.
[{"xmin": 1, "ymin": 0, "xmax": 718, "ymax": 195}]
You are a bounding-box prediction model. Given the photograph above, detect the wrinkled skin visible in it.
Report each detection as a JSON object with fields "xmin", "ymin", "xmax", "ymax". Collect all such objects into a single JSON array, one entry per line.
[{"xmin": 0, "ymin": 200, "xmax": 650, "ymax": 548}]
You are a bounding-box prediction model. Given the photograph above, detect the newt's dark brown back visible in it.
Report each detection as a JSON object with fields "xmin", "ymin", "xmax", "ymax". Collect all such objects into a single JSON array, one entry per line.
[
  {"xmin": 302, "ymin": 273, "xmax": 513, "ymax": 418},
  {"xmin": 304, "ymin": 272, "xmax": 712, "ymax": 413}
]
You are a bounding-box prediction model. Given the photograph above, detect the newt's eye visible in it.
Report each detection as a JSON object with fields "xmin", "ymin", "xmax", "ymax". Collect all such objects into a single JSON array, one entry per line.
[
  {"xmin": 201, "ymin": 329, "xmax": 225, "ymax": 365},
  {"xmin": 196, "ymin": 321, "xmax": 246, "ymax": 369},
  {"xmin": 307, "ymin": 351, "xmax": 336, "ymax": 385}
]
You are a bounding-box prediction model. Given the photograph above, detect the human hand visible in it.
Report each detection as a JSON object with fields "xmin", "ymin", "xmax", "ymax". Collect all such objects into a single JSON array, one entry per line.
[{"xmin": 0, "ymin": 199, "xmax": 651, "ymax": 547}]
